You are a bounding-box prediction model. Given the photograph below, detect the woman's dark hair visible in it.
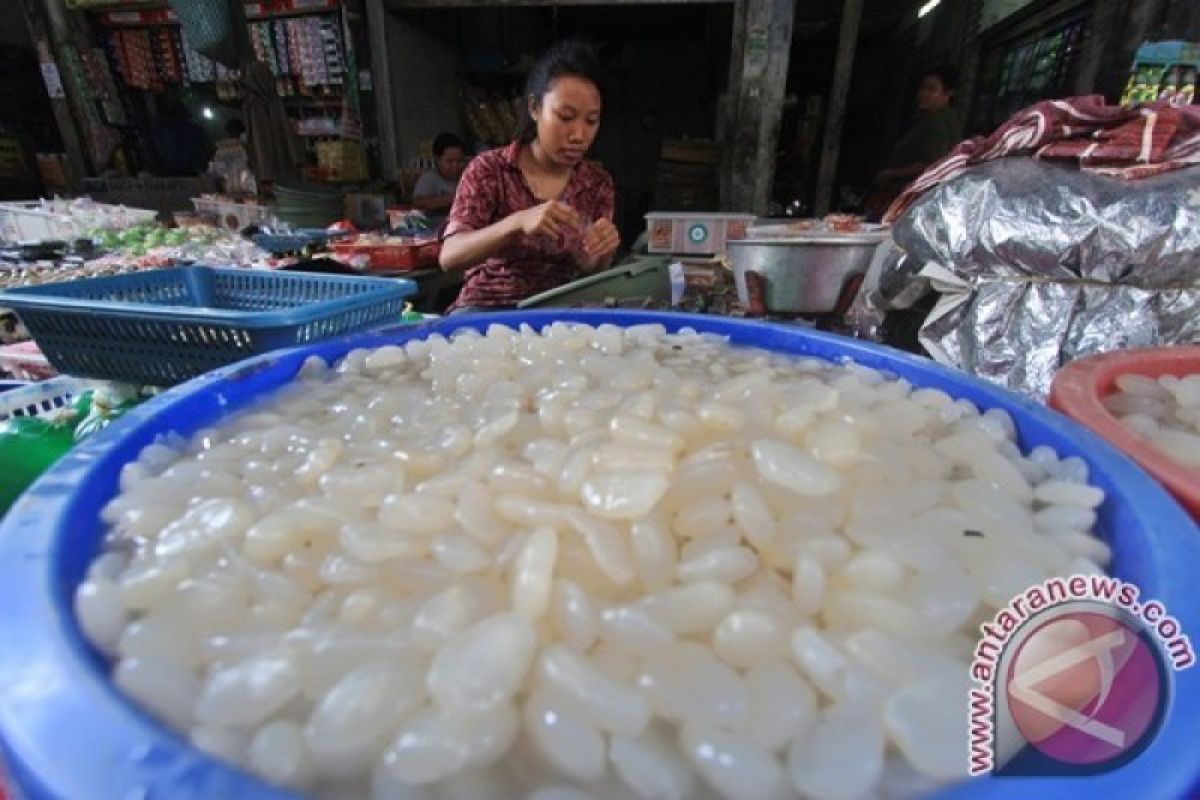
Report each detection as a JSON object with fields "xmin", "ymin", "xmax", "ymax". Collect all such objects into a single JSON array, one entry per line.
[
  {"xmin": 921, "ymin": 64, "xmax": 959, "ymax": 93},
  {"xmin": 515, "ymin": 39, "xmax": 606, "ymax": 143},
  {"xmin": 433, "ymin": 132, "xmax": 466, "ymax": 157},
  {"xmin": 225, "ymin": 119, "xmax": 246, "ymax": 138}
]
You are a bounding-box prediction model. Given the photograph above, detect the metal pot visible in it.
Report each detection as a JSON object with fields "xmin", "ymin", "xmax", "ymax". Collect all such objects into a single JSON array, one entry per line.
[{"xmin": 727, "ymin": 232, "xmax": 887, "ymax": 314}]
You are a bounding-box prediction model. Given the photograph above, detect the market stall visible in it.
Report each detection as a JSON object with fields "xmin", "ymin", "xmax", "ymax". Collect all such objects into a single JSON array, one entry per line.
[
  {"xmin": 0, "ymin": 0, "xmax": 1198, "ymax": 796},
  {"xmin": 70, "ymin": 0, "xmax": 372, "ymax": 185}
]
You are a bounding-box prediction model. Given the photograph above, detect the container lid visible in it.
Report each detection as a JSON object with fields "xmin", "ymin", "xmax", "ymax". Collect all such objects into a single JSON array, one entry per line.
[
  {"xmin": 643, "ymin": 212, "xmax": 758, "ymax": 220},
  {"xmin": 728, "ymin": 230, "xmax": 889, "ymax": 246},
  {"xmin": 747, "ymin": 221, "xmax": 889, "ymax": 238}
]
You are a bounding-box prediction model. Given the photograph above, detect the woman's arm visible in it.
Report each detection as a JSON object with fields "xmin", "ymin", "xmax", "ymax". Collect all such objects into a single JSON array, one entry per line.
[
  {"xmin": 439, "ymin": 214, "xmax": 522, "ymax": 272},
  {"xmin": 439, "ymin": 200, "xmax": 581, "ymax": 272}
]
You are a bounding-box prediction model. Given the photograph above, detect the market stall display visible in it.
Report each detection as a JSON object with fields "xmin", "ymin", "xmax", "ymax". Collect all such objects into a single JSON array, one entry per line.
[
  {"xmin": 1120, "ymin": 40, "xmax": 1199, "ymax": 106},
  {"xmin": 0, "ymin": 198, "xmax": 157, "ymax": 244},
  {"xmin": 1, "ymin": 313, "xmax": 1197, "ymax": 800},
  {"xmin": 330, "ymin": 233, "xmax": 440, "ymax": 272},
  {"xmin": 0, "ymin": 225, "xmax": 270, "ymax": 289},
  {"xmin": 76, "ymin": 0, "xmax": 369, "ymax": 185}
]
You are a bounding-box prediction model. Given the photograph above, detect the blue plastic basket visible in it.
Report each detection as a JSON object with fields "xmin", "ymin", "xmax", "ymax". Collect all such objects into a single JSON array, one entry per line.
[
  {"xmin": 0, "ymin": 266, "xmax": 416, "ymax": 386},
  {"xmin": 251, "ymin": 229, "xmax": 339, "ymax": 255},
  {"xmin": 0, "ymin": 311, "xmax": 1197, "ymax": 800}
]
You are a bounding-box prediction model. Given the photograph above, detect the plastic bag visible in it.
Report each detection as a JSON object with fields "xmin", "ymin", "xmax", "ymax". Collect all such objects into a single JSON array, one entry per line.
[
  {"xmin": 0, "ymin": 408, "xmax": 80, "ymax": 513},
  {"xmin": 168, "ymin": 0, "xmax": 236, "ymax": 68},
  {"xmin": 73, "ymin": 384, "xmax": 141, "ymax": 442}
]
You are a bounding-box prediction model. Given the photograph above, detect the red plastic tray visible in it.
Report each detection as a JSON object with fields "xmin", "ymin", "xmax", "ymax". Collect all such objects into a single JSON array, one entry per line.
[
  {"xmin": 1049, "ymin": 346, "xmax": 1200, "ymax": 519},
  {"xmin": 330, "ymin": 239, "xmax": 440, "ymax": 272}
]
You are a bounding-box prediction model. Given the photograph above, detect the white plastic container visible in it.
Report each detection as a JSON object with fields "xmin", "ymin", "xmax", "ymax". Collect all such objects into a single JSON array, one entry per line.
[
  {"xmin": 0, "ymin": 375, "xmax": 93, "ymax": 422},
  {"xmin": 191, "ymin": 197, "xmax": 275, "ymax": 232},
  {"xmin": 644, "ymin": 211, "xmax": 756, "ymax": 255},
  {"xmin": 0, "ymin": 201, "xmax": 157, "ymax": 244}
]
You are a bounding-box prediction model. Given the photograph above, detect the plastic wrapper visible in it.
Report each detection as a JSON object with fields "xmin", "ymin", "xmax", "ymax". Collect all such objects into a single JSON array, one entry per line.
[{"xmin": 851, "ymin": 158, "xmax": 1200, "ymax": 398}]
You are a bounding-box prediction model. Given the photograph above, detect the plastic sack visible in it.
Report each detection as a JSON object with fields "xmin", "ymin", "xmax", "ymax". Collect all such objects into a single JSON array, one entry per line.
[
  {"xmin": 855, "ymin": 158, "xmax": 1200, "ymax": 398},
  {"xmin": 0, "ymin": 402, "xmax": 84, "ymax": 513},
  {"xmin": 168, "ymin": 0, "xmax": 236, "ymax": 68},
  {"xmin": 73, "ymin": 384, "xmax": 141, "ymax": 442}
]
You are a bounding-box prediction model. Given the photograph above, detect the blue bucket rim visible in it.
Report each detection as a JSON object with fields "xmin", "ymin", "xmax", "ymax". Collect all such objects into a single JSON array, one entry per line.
[{"xmin": 0, "ymin": 309, "xmax": 1197, "ymax": 800}]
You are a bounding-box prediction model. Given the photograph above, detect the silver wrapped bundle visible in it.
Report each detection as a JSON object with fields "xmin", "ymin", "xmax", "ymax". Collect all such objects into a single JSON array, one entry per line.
[{"xmin": 863, "ymin": 158, "xmax": 1200, "ymax": 398}]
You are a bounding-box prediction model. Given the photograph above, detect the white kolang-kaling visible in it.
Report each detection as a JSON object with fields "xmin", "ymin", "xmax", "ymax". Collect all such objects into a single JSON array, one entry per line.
[
  {"xmin": 1106, "ymin": 372, "xmax": 1200, "ymax": 468},
  {"xmin": 76, "ymin": 322, "xmax": 1112, "ymax": 800}
]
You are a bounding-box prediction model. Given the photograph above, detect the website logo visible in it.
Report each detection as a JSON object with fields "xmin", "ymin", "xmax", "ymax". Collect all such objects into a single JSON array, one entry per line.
[{"xmin": 968, "ymin": 575, "xmax": 1192, "ymax": 776}]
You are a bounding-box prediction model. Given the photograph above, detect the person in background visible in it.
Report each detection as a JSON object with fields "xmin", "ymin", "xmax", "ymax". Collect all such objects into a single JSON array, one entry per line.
[
  {"xmin": 438, "ymin": 40, "xmax": 620, "ymax": 312},
  {"xmin": 210, "ymin": 119, "xmax": 255, "ymax": 195},
  {"xmin": 866, "ymin": 65, "xmax": 963, "ymax": 220},
  {"xmin": 412, "ymin": 133, "xmax": 467, "ymax": 214},
  {"xmin": 150, "ymin": 94, "xmax": 214, "ymax": 177},
  {"xmin": 219, "ymin": 119, "xmax": 247, "ymax": 148}
]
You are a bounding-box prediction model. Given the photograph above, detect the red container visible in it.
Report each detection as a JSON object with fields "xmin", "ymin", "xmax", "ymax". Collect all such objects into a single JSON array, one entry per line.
[
  {"xmin": 1049, "ymin": 346, "xmax": 1200, "ymax": 519},
  {"xmin": 330, "ymin": 238, "xmax": 441, "ymax": 272}
]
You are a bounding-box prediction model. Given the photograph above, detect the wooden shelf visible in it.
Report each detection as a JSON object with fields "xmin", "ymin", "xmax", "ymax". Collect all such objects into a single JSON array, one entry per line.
[
  {"xmin": 95, "ymin": 7, "xmax": 178, "ymax": 26},
  {"xmin": 246, "ymin": 0, "xmax": 339, "ymax": 19},
  {"xmin": 281, "ymin": 95, "xmax": 345, "ymax": 107},
  {"xmin": 391, "ymin": 0, "xmax": 730, "ymax": 6}
]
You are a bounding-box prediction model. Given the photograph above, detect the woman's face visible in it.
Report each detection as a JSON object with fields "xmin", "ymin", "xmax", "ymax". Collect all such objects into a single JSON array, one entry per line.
[{"xmin": 529, "ymin": 74, "xmax": 602, "ymax": 168}]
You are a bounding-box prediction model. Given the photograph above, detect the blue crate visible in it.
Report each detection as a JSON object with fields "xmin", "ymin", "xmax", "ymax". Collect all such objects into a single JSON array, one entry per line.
[
  {"xmin": 251, "ymin": 228, "xmax": 338, "ymax": 255},
  {"xmin": 0, "ymin": 266, "xmax": 416, "ymax": 385}
]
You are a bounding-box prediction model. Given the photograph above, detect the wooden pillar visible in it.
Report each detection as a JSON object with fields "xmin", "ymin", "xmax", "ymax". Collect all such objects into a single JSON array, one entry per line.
[
  {"xmin": 957, "ymin": 0, "xmax": 983, "ymax": 133},
  {"xmin": 23, "ymin": 0, "xmax": 92, "ymax": 182},
  {"xmin": 813, "ymin": 0, "xmax": 864, "ymax": 217},
  {"xmin": 727, "ymin": 0, "xmax": 794, "ymax": 214},
  {"xmin": 718, "ymin": 0, "xmax": 746, "ymax": 209},
  {"xmin": 365, "ymin": 0, "xmax": 398, "ymax": 178}
]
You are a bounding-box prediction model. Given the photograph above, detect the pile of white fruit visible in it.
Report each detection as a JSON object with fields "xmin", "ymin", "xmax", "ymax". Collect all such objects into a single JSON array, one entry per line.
[
  {"xmin": 76, "ymin": 322, "xmax": 1111, "ymax": 800},
  {"xmin": 1105, "ymin": 372, "xmax": 1200, "ymax": 468}
]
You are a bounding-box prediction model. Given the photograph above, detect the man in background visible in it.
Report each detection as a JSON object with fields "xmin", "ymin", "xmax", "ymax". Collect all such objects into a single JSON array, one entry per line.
[
  {"xmin": 412, "ymin": 132, "xmax": 467, "ymax": 214},
  {"xmin": 866, "ymin": 66, "xmax": 963, "ymax": 220}
]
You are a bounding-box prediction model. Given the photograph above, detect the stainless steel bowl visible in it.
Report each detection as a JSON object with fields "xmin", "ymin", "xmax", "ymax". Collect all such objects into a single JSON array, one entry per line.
[{"xmin": 727, "ymin": 232, "xmax": 886, "ymax": 314}]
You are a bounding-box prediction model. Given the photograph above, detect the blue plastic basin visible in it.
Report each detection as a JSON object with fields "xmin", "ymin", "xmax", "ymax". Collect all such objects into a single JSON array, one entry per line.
[{"xmin": 0, "ymin": 310, "xmax": 1197, "ymax": 800}]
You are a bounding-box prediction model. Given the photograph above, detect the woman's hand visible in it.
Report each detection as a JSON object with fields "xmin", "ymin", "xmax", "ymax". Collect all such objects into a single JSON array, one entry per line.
[
  {"xmin": 579, "ymin": 218, "xmax": 620, "ymax": 270},
  {"xmin": 515, "ymin": 200, "xmax": 581, "ymax": 241}
]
